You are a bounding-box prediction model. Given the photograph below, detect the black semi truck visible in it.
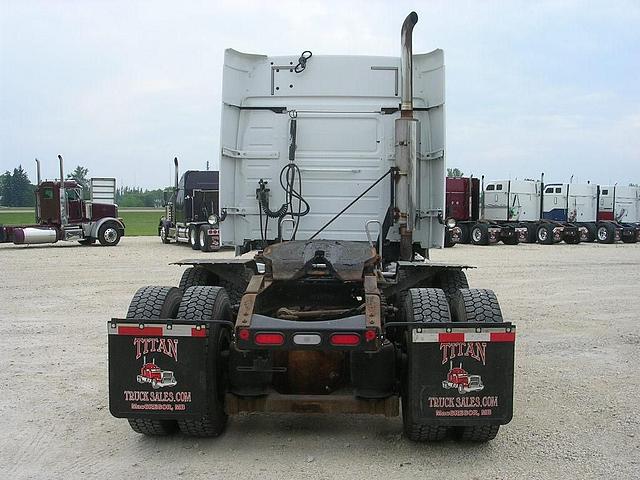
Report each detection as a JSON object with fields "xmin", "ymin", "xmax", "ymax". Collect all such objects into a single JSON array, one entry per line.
[{"xmin": 158, "ymin": 158, "xmax": 221, "ymax": 252}]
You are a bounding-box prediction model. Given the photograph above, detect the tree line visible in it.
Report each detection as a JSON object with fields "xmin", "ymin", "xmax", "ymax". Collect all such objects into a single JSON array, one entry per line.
[{"xmin": 0, "ymin": 163, "xmax": 170, "ymax": 208}]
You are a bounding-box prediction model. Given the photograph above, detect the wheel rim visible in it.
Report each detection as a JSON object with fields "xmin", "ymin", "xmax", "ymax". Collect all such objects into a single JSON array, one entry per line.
[
  {"xmin": 199, "ymin": 230, "xmax": 206, "ymax": 247},
  {"xmin": 190, "ymin": 228, "xmax": 196, "ymax": 245},
  {"xmin": 160, "ymin": 228, "xmax": 166, "ymax": 241},
  {"xmin": 538, "ymin": 228, "xmax": 547, "ymax": 241},
  {"xmin": 472, "ymin": 228, "xmax": 482, "ymax": 242},
  {"xmin": 103, "ymin": 227, "xmax": 118, "ymax": 244},
  {"xmin": 597, "ymin": 227, "xmax": 608, "ymax": 241}
]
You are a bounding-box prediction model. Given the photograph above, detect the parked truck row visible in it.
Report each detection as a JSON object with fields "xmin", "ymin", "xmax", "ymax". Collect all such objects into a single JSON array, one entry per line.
[{"xmin": 445, "ymin": 175, "xmax": 640, "ymax": 246}]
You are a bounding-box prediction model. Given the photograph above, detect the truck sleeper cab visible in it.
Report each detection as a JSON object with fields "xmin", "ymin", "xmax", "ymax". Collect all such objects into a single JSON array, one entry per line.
[{"xmin": 158, "ymin": 158, "xmax": 221, "ymax": 252}]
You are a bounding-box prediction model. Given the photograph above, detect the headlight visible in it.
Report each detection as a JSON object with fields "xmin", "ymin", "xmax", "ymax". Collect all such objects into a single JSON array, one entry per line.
[
  {"xmin": 208, "ymin": 214, "xmax": 219, "ymax": 225},
  {"xmin": 446, "ymin": 217, "xmax": 457, "ymax": 228}
]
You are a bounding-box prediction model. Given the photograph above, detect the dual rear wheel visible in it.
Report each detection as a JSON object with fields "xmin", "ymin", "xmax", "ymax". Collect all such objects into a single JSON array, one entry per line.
[
  {"xmin": 124, "ymin": 285, "xmax": 231, "ymax": 437},
  {"xmin": 401, "ymin": 285, "xmax": 502, "ymax": 443}
]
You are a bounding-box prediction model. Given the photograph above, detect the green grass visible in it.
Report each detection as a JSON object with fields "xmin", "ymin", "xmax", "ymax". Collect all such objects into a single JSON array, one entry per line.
[
  {"xmin": 0, "ymin": 210, "xmax": 161, "ymax": 236},
  {"xmin": 119, "ymin": 211, "xmax": 161, "ymax": 236}
]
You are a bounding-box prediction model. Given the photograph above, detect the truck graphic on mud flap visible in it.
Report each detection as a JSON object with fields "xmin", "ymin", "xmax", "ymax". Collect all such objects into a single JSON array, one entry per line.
[
  {"xmin": 136, "ymin": 357, "xmax": 177, "ymax": 389},
  {"xmin": 442, "ymin": 361, "xmax": 484, "ymax": 394}
]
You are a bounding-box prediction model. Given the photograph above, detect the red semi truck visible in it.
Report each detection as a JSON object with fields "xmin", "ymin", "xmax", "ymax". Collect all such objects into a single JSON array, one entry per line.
[{"xmin": 0, "ymin": 156, "xmax": 125, "ymax": 247}]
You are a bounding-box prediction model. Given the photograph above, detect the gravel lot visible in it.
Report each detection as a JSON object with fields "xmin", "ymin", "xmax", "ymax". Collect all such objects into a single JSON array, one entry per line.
[{"xmin": 1, "ymin": 237, "xmax": 638, "ymax": 479}]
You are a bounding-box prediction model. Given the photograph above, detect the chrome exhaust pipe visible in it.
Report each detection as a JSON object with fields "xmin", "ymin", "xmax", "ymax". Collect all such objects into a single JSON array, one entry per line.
[
  {"xmin": 58, "ymin": 154, "xmax": 68, "ymax": 226},
  {"xmin": 400, "ymin": 11, "xmax": 418, "ymax": 116},
  {"xmin": 174, "ymin": 157, "xmax": 179, "ymax": 191},
  {"xmin": 35, "ymin": 158, "xmax": 41, "ymax": 185},
  {"xmin": 396, "ymin": 12, "xmax": 419, "ymax": 260},
  {"xmin": 35, "ymin": 158, "xmax": 41, "ymax": 223}
]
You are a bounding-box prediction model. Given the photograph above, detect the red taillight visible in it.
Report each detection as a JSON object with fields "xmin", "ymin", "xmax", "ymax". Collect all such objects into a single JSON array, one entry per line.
[
  {"xmin": 254, "ymin": 332, "xmax": 285, "ymax": 346},
  {"xmin": 330, "ymin": 333, "xmax": 360, "ymax": 346},
  {"xmin": 364, "ymin": 329, "xmax": 377, "ymax": 342},
  {"xmin": 238, "ymin": 328, "xmax": 250, "ymax": 341}
]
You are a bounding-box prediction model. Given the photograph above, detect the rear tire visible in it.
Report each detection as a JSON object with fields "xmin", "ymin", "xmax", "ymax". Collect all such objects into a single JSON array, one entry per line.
[
  {"xmin": 401, "ymin": 288, "xmax": 452, "ymax": 442},
  {"xmin": 621, "ymin": 227, "xmax": 638, "ymax": 243},
  {"xmin": 176, "ymin": 286, "xmax": 231, "ymax": 437},
  {"xmin": 449, "ymin": 288, "xmax": 503, "ymax": 442},
  {"xmin": 520, "ymin": 223, "xmax": 537, "ymax": 243},
  {"xmin": 564, "ymin": 235, "xmax": 580, "ymax": 244},
  {"xmin": 597, "ymin": 223, "xmax": 615, "ymax": 244},
  {"xmin": 470, "ymin": 224, "xmax": 489, "ymax": 246},
  {"xmin": 582, "ymin": 223, "xmax": 597, "ymax": 242},
  {"xmin": 189, "ymin": 225, "xmax": 200, "ymax": 250},
  {"xmin": 160, "ymin": 224, "xmax": 171, "ymax": 244},
  {"xmin": 459, "ymin": 224, "xmax": 471, "ymax": 244},
  {"xmin": 459, "ymin": 424, "xmax": 500, "ymax": 442},
  {"xmin": 437, "ymin": 269, "xmax": 469, "ymax": 303},
  {"xmin": 125, "ymin": 286, "xmax": 182, "ymax": 436},
  {"xmin": 450, "ymin": 288, "xmax": 503, "ymax": 323},
  {"xmin": 537, "ymin": 224, "xmax": 554, "ymax": 245},
  {"xmin": 127, "ymin": 418, "xmax": 178, "ymax": 436},
  {"xmin": 179, "ymin": 266, "xmax": 212, "ymax": 292},
  {"xmin": 444, "ymin": 230, "xmax": 455, "ymax": 248},
  {"xmin": 199, "ymin": 225, "xmax": 213, "ymax": 252}
]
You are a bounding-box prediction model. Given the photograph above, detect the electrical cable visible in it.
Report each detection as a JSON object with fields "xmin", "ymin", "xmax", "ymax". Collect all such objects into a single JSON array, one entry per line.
[{"xmin": 309, "ymin": 168, "xmax": 393, "ymax": 240}]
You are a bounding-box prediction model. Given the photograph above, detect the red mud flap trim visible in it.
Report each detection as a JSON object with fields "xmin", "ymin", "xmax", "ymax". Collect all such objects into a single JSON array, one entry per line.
[
  {"xmin": 107, "ymin": 319, "xmax": 215, "ymax": 420},
  {"xmin": 408, "ymin": 322, "xmax": 515, "ymax": 426}
]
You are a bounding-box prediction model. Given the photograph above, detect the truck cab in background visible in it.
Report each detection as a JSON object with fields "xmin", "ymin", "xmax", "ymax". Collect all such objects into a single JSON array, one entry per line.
[
  {"xmin": 0, "ymin": 156, "xmax": 124, "ymax": 247},
  {"xmin": 445, "ymin": 176, "xmax": 639, "ymax": 246},
  {"xmin": 596, "ymin": 185, "xmax": 640, "ymax": 243},
  {"xmin": 158, "ymin": 157, "xmax": 221, "ymax": 252}
]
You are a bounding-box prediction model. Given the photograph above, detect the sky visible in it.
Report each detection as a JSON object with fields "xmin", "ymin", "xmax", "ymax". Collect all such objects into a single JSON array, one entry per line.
[{"xmin": 1, "ymin": 0, "xmax": 638, "ymax": 189}]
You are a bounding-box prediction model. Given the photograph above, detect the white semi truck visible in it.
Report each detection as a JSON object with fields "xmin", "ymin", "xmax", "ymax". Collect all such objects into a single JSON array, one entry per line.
[
  {"xmin": 450, "ymin": 175, "xmax": 639, "ymax": 245},
  {"xmin": 109, "ymin": 12, "xmax": 516, "ymax": 444}
]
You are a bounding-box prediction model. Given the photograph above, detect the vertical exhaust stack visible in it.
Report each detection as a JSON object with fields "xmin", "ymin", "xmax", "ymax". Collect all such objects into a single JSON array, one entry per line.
[
  {"xmin": 395, "ymin": 11, "xmax": 419, "ymax": 260},
  {"xmin": 481, "ymin": 175, "xmax": 485, "ymax": 219},
  {"xmin": 35, "ymin": 158, "xmax": 41, "ymax": 223},
  {"xmin": 539, "ymin": 172, "xmax": 545, "ymax": 221},
  {"xmin": 58, "ymin": 155, "xmax": 68, "ymax": 226},
  {"xmin": 400, "ymin": 11, "xmax": 418, "ymax": 116},
  {"xmin": 174, "ymin": 157, "xmax": 179, "ymax": 191},
  {"xmin": 35, "ymin": 158, "xmax": 41, "ymax": 185}
]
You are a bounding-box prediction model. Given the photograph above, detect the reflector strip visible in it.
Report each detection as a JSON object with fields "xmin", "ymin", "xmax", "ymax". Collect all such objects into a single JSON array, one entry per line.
[
  {"xmin": 330, "ymin": 333, "xmax": 360, "ymax": 346},
  {"xmin": 255, "ymin": 332, "xmax": 285, "ymax": 345},
  {"xmin": 438, "ymin": 332, "xmax": 465, "ymax": 343},
  {"xmin": 412, "ymin": 330, "xmax": 515, "ymax": 343},
  {"xmin": 117, "ymin": 326, "xmax": 163, "ymax": 336},
  {"xmin": 110, "ymin": 323, "xmax": 206, "ymax": 337},
  {"xmin": 293, "ymin": 333, "xmax": 322, "ymax": 345},
  {"xmin": 489, "ymin": 332, "xmax": 516, "ymax": 342}
]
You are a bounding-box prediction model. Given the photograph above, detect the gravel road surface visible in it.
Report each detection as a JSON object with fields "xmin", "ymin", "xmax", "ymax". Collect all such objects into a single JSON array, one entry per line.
[{"xmin": 1, "ymin": 237, "xmax": 638, "ymax": 479}]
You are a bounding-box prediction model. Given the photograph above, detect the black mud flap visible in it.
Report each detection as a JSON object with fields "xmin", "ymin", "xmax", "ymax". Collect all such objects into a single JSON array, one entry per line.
[
  {"xmin": 108, "ymin": 319, "xmax": 214, "ymax": 419},
  {"xmin": 408, "ymin": 322, "xmax": 515, "ymax": 426}
]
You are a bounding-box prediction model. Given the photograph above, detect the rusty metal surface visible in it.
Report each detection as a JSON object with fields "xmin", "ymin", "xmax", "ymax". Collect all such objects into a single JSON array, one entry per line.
[
  {"xmin": 171, "ymin": 258, "xmax": 257, "ymax": 266},
  {"xmin": 225, "ymin": 391, "xmax": 399, "ymax": 417},
  {"xmin": 363, "ymin": 275, "xmax": 382, "ymax": 332},
  {"xmin": 275, "ymin": 306, "xmax": 363, "ymax": 320},
  {"xmin": 262, "ymin": 240, "xmax": 377, "ymax": 281},
  {"xmin": 236, "ymin": 275, "xmax": 266, "ymax": 327},
  {"xmin": 278, "ymin": 351, "xmax": 345, "ymax": 394}
]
